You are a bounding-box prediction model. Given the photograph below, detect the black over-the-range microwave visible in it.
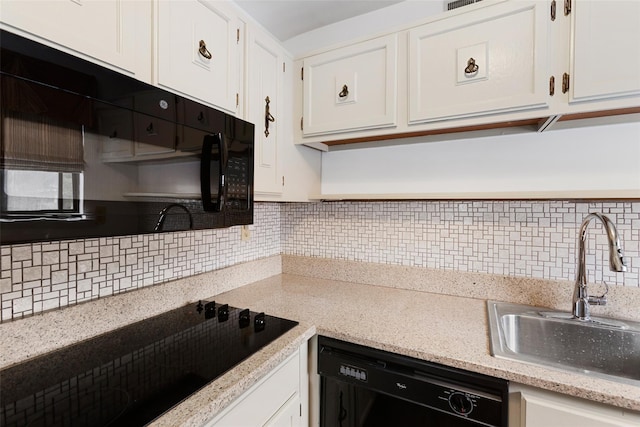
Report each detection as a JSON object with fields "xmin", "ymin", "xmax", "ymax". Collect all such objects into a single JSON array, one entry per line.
[{"xmin": 0, "ymin": 30, "xmax": 254, "ymax": 244}]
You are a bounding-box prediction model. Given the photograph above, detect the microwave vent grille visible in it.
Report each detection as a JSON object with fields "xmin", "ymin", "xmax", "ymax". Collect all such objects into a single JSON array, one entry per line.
[{"xmin": 445, "ymin": 0, "xmax": 483, "ymax": 11}]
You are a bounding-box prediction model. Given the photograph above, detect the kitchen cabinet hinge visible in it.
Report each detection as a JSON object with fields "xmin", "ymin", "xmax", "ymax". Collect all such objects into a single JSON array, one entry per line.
[
  {"xmin": 562, "ymin": 72, "xmax": 570, "ymax": 93},
  {"xmin": 550, "ymin": 0, "xmax": 556, "ymax": 21},
  {"xmin": 301, "ymin": 67, "xmax": 304, "ymax": 80},
  {"xmin": 564, "ymin": 0, "xmax": 571, "ymax": 16},
  {"xmin": 549, "ymin": 76, "xmax": 555, "ymax": 96}
]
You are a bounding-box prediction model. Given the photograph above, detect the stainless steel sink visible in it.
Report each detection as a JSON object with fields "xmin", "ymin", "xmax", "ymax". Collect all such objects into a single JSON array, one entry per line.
[{"xmin": 487, "ymin": 301, "xmax": 640, "ymax": 385}]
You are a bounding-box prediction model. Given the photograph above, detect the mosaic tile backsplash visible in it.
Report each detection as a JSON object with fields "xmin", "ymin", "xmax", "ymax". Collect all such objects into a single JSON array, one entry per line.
[
  {"xmin": 2, "ymin": 200, "xmax": 639, "ymax": 322},
  {"xmin": 281, "ymin": 201, "xmax": 639, "ymax": 286},
  {"xmin": 0, "ymin": 203, "xmax": 281, "ymax": 322}
]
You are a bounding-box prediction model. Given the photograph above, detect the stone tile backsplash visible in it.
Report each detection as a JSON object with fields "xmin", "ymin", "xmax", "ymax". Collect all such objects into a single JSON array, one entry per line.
[{"xmin": 2, "ymin": 200, "xmax": 639, "ymax": 322}]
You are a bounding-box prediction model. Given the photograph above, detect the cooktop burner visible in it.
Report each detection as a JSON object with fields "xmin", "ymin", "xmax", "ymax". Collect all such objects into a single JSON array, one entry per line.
[{"xmin": 0, "ymin": 302, "xmax": 298, "ymax": 427}]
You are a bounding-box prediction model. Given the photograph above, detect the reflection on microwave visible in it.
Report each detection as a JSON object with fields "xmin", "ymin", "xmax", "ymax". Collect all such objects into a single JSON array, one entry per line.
[
  {"xmin": 0, "ymin": 30, "xmax": 254, "ymax": 244},
  {"xmin": 154, "ymin": 203, "xmax": 194, "ymax": 232}
]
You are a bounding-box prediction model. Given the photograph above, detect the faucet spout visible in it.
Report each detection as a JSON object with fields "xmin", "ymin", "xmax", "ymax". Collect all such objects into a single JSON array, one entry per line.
[{"xmin": 573, "ymin": 213, "xmax": 626, "ymax": 321}]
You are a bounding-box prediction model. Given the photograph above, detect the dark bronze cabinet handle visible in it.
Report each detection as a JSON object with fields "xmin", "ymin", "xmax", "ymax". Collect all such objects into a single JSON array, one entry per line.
[
  {"xmin": 199, "ymin": 40, "xmax": 212, "ymax": 59},
  {"xmin": 264, "ymin": 96, "xmax": 275, "ymax": 137},
  {"xmin": 464, "ymin": 57, "xmax": 479, "ymax": 75},
  {"xmin": 338, "ymin": 84, "xmax": 349, "ymax": 98}
]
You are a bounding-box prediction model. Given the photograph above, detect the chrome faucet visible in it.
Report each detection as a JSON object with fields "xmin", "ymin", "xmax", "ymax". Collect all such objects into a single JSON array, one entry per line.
[
  {"xmin": 572, "ymin": 213, "xmax": 626, "ymax": 321},
  {"xmin": 154, "ymin": 203, "xmax": 194, "ymax": 232}
]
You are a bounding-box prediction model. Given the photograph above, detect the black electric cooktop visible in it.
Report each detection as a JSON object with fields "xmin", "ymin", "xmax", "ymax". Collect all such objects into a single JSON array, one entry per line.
[{"xmin": 0, "ymin": 302, "xmax": 298, "ymax": 427}]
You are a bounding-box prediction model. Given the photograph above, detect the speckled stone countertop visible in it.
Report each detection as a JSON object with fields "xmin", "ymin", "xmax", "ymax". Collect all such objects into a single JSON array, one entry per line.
[
  {"xmin": 2, "ymin": 254, "xmax": 639, "ymax": 426},
  {"xmin": 214, "ymin": 273, "xmax": 640, "ymax": 413}
]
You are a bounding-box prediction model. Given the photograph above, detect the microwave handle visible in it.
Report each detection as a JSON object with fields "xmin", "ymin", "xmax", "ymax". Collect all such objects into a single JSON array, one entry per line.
[{"xmin": 200, "ymin": 133, "xmax": 224, "ymax": 212}]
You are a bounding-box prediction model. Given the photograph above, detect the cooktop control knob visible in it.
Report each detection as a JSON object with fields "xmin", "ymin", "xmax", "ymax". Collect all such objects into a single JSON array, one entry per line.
[
  {"xmin": 204, "ymin": 301, "xmax": 216, "ymax": 319},
  {"xmin": 239, "ymin": 309, "xmax": 250, "ymax": 328},
  {"xmin": 196, "ymin": 300, "xmax": 204, "ymax": 314},
  {"xmin": 218, "ymin": 304, "xmax": 229, "ymax": 322},
  {"xmin": 254, "ymin": 312, "xmax": 266, "ymax": 332},
  {"xmin": 449, "ymin": 392, "xmax": 474, "ymax": 416}
]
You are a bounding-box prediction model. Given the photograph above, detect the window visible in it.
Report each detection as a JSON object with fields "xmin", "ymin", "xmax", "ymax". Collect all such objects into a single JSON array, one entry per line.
[
  {"xmin": 2, "ymin": 169, "xmax": 82, "ymax": 216},
  {"xmin": 1, "ymin": 111, "xmax": 85, "ymax": 218}
]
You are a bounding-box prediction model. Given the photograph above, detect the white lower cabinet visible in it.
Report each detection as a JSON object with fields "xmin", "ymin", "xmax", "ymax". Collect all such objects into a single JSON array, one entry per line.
[
  {"xmin": 509, "ymin": 383, "xmax": 640, "ymax": 427},
  {"xmin": 264, "ymin": 394, "xmax": 302, "ymax": 427},
  {"xmin": 206, "ymin": 343, "xmax": 308, "ymax": 427}
]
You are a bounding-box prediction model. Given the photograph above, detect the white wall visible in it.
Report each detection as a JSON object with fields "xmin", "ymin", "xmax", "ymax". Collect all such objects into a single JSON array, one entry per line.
[
  {"xmin": 283, "ymin": 1, "xmax": 444, "ymax": 56},
  {"xmin": 321, "ymin": 122, "xmax": 640, "ymax": 194}
]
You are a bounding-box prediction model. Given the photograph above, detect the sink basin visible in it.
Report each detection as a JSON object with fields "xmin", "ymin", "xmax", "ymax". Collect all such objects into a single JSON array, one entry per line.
[{"xmin": 487, "ymin": 301, "xmax": 640, "ymax": 385}]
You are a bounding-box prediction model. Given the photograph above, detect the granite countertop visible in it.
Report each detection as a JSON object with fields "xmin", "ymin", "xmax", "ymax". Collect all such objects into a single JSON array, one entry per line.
[
  {"xmin": 210, "ymin": 273, "xmax": 640, "ymax": 413},
  {"xmin": 1, "ymin": 257, "xmax": 639, "ymax": 426}
]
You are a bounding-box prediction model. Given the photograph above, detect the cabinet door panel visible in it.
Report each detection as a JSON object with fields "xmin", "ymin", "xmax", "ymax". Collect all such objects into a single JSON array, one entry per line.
[
  {"xmin": 570, "ymin": 0, "xmax": 640, "ymax": 103},
  {"xmin": 250, "ymin": 33, "xmax": 282, "ymax": 195},
  {"xmin": 206, "ymin": 351, "xmax": 300, "ymax": 426},
  {"xmin": 302, "ymin": 34, "xmax": 397, "ymax": 136},
  {"xmin": 0, "ymin": 0, "xmax": 140, "ymax": 75},
  {"xmin": 408, "ymin": 1, "xmax": 549, "ymax": 123},
  {"xmin": 264, "ymin": 395, "xmax": 301, "ymax": 427},
  {"xmin": 157, "ymin": 0, "xmax": 237, "ymax": 113},
  {"xmin": 518, "ymin": 393, "xmax": 639, "ymax": 427}
]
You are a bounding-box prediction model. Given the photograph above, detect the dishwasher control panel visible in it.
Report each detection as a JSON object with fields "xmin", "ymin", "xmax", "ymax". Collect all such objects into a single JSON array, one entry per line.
[
  {"xmin": 339, "ymin": 364, "xmax": 368, "ymax": 382},
  {"xmin": 318, "ymin": 336, "xmax": 508, "ymax": 427}
]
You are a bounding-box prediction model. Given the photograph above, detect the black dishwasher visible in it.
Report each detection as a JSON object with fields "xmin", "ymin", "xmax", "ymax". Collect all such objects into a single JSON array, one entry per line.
[{"xmin": 318, "ymin": 336, "xmax": 508, "ymax": 427}]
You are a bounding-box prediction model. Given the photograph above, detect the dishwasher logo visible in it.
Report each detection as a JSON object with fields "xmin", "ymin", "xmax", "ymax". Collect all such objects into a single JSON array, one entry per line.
[{"xmin": 396, "ymin": 382, "xmax": 407, "ymax": 390}]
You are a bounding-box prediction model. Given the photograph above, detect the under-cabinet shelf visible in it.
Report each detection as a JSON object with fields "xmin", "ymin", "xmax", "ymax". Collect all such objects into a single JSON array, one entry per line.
[
  {"xmin": 310, "ymin": 190, "xmax": 640, "ymax": 201},
  {"xmin": 123, "ymin": 192, "xmax": 201, "ymax": 199}
]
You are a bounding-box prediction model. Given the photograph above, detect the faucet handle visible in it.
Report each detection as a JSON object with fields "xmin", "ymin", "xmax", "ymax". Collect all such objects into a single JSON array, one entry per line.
[
  {"xmin": 588, "ymin": 295, "xmax": 607, "ymax": 306},
  {"xmin": 588, "ymin": 281, "xmax": 609, "ymax": 306}
]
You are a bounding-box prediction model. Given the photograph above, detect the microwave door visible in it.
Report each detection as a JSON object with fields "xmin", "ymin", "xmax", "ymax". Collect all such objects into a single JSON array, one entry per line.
[{"xmin": 200, "ymin": 133, "xmax": 224, "ymax": 212}]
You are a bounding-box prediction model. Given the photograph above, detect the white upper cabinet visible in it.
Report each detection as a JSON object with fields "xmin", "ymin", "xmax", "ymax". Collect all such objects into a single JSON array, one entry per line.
[
  {"xmin": 569, "ymin": 0, "xmax": 640, "ymax": 104},
  {"xmin": 0, "ymin": 0, "xmax": 150, "ymax": 81},
  {"xmin": 302, "ymin": 34, "xmax": 398, "ymax": 136},
  {"xmin": 248, "ymin": 28, "xmax": 283, "ymax": 195},
  {"xmin": 156, "ymin": 0, "xmax": 238, "ymax": 113},
  {"xmin": 408, "ymin": 0, "xmax": 549, "ymax": 124}
]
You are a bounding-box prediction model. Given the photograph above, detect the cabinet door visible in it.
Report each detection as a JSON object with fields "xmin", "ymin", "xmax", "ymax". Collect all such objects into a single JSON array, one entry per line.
[
  {"xmin": 510, "ymin": 385, "xmax": 640, "ymax": 427},
  {"xmin": 157, "ymin": 0, "xmax": 238, "ymax": 113},
  {"xmin": 0, "ymin": 0, "xmax": 146, "ymax": 78},
  {"xmin": 570, "ymin": 0, "xmax": 640, "ymax": 103},
  {"xmin": 302, "ymin": 34, "xmax": 398, "ymax": 136},
  {"xmin": 408, "ymin": 1, "xmax": 549, "ymax": 124},
  {"xmin": 206, "ymin": 350, "xmax": 301, "ymax": 426},
  {"xmin": 249, "ymin": 29, "xmax": 283, "ymax": 195},
  {"xmin": 98, "ymin": 105, "xmax": 135, "ymax": 161},
  {"xmin": 264, "ymin": 395, "xmax": 301, "ymax": 427}
]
